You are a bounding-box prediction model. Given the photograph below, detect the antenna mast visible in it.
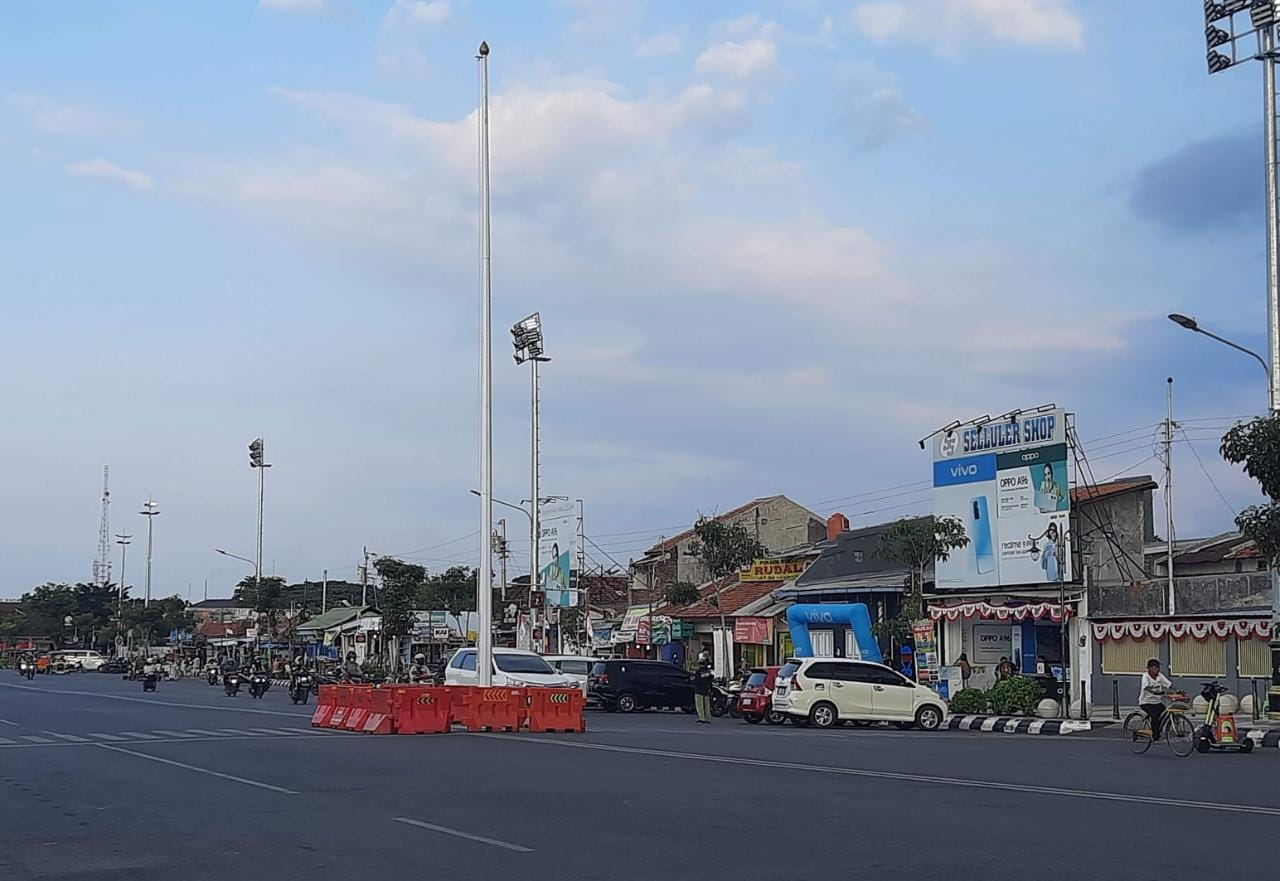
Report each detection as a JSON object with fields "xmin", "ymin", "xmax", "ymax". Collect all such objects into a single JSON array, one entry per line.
[{"xmin": 93, "ymin": 465, "xmax": 112, "ymax": 587}]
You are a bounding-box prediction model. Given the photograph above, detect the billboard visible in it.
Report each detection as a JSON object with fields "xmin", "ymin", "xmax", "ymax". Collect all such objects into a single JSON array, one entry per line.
[
  {"xmin": 538, "ymin": 499, "xmax": 578, "ymax": 607},
  {"xmin": 932, "ymin": 409, "xmax": 1071, "ymax": 590},
  {"xmin": 739, "ymin": 559, "xmax": 809, "ymax": 582}
]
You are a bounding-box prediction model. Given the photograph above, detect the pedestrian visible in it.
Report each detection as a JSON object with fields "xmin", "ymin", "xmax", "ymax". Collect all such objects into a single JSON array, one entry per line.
[
  {"xmin": 956, "ymin": 652, "xmax": 972, "ymax": 688},
  {"xmin": 995, "ymin": 656, "xmax": 1014, "ymax": 680},
  {"xmin": 693, "ymin": 657, "xmax": 714, "ymax": 724},
  {"xmin": 898, "ymin": 645, "xmax": 915, "ymax": 681}
]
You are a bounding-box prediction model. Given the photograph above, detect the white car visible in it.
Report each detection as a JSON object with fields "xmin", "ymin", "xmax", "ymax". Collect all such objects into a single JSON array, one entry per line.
[
  {"xmin": 543, "ymin": 655, "xmax": 595, "ymax": 697},
  {"xmin": 57, "ymin": 650, "xmax": 105, "ymax": 672},
  {"xmin": 772, "ymin": 657, "xmax": 948, "ymax": 731},
  {"xmin": 443, "ymin": 648, "xmax": 575, "ymax": 688}
]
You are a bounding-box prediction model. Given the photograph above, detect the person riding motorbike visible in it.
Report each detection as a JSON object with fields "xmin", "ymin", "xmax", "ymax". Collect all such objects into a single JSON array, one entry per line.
[
  {"xmin": 409, "ymin": 653, "xmax": 431, "ymax": 684},
  {"xmin": 341, "ymin": 651, "xmax": 362, "ymax": 682}
]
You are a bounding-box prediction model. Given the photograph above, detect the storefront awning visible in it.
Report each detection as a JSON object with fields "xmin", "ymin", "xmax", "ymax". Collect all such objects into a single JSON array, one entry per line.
[
  {"xmin": 929, "ymin": 601, "xmax": 1069, "ymax": 623},
  {"xmin": 1092, "ymin": 619, "xmax": 1272, "ymax": 641}
]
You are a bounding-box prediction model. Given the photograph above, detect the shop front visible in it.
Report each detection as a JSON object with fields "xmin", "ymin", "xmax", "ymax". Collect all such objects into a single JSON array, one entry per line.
[{"xmin": 930, "ymin": 599, "xmax": 1075, "ymax": 697}]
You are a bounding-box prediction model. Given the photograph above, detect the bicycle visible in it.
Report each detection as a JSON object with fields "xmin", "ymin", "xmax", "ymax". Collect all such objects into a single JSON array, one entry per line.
[{"xmin": 1123, "ymin": 693, "xmax": 1196, "ymax": 757}]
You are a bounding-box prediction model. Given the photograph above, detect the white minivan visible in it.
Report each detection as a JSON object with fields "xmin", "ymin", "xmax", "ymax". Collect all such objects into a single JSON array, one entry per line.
[
  {"xmin": 772, "ymin": 657, "xmax": 947, "ymax": 731},
  {"xmin": 57, "ymin": 650, "xmax": 106, "ymax": 672},
  {"xmin": 543, "ymin": 655, "xmax": 595, "ymax": 697},
  {"xmin": 443, "ymin": 648, "xmax": 575, "ymax": 689}
]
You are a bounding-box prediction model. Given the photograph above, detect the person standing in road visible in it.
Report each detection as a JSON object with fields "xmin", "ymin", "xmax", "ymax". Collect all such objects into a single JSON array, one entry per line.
[{"xmin": 693, "ymin": 658, "xmax": 714, "ymax": 724}]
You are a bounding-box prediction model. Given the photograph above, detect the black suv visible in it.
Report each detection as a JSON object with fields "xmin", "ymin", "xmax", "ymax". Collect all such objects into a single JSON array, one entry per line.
[{"xmin": 588, "ymin": 659, "xmax": 693, "ymax": 713}]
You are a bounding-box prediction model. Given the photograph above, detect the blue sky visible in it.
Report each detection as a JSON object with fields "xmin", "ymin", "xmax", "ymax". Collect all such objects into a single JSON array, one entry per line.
[{"xmin": 1, "ymin": 0, "xmax": 1273, "ymax": 597}]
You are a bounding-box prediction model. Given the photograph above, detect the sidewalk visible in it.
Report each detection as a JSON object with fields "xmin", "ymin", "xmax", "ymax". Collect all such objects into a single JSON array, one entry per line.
[{"xmin": 947, "ymin": 709, "xmax": 1280, "ymax": 746}]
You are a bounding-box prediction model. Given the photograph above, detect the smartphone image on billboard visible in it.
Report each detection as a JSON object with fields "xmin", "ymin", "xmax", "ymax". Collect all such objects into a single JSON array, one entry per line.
[{"xmin": 971, "ymin": 496, "xmax": 995, "ymax": 575}]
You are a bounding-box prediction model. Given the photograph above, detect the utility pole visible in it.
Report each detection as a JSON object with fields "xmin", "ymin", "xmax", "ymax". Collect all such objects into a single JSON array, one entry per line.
[
  {"xmin": 496, "ymin": 519, "xmax": 508, "ymax": 602},
  {"xmin": 115, "ymin": 533, "xmax": 131, "ymax": 651},
  {"xmin": 322, "ymin": 568, "xmax": 328, "ymax": 614},
  {"xmin": 139, "ymin": 498, "xmax": 159, "ymax": 608},
  {"xmin": 361, "ymin": 547, "xmax": 370, "ymax": 606},
  {"xmin": 1164, "ymin": 377, "xmax": 1176, "ymax": 616},
  {"xmin": 476, "ymin": 39, "xmax": 495, "ymax": 686}
]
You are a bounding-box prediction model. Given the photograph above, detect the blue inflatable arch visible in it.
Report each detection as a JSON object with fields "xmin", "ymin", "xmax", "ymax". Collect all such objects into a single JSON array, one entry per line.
[{"xmin": 785, "ymin": 603, "xmax": 882, "ymax": 664}]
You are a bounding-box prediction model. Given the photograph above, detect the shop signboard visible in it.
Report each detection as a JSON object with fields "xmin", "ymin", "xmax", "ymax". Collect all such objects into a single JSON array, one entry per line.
[
  {"xmin": 932, "ymin": 407, "xmax": 1071, "ymax": 590},
  {"xmin": 911, "ymin": 620, "xmax": 939, "ymax": 683},
  {"xmin": 972, "ymin": 622, "xmax": 1013, "ymax": 664},
  {"xmin": 739, "ymin": 559, "xmax": 809, "ymax": 582},
  {"xmin": 538, "ymin": 499, "xmax": 578, "ymax": 598},
  {"xmin": 733, "ymin": 617, "xmax": 772, "ymax": 644}
]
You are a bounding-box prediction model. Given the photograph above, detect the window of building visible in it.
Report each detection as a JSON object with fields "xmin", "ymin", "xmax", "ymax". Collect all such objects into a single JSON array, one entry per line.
[
  {"xmin": 852, "ymin": 550, "xmax": 864, "ymax": 563},
  {"xmin": 1170, "ymin": 638, "xmax": 1226, "ymax": 677},
  {"xmin": 1101, "ymin": 638, "xmax": 1161, "ymax": 674},
  {"xmin": 1237, "ymin": 638, "xmax": 1272, "ymax": 678}
]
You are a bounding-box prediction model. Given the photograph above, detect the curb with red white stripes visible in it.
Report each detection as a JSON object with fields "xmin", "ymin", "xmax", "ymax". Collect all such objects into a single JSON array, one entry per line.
[{"xmin": 946, "ymin": 715, "xmax": 1103, "ymax": 735}]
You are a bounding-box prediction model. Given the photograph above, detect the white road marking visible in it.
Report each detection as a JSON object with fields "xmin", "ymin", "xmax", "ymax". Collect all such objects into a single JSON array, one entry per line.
[
  {"xmin": 117, "ymin": 731, "xmax": 159, "ymax": 740},
  {"xmin": 153, "ymin": 730, "xmax": 197, "ymax": 738},
  {"xmin": 95, "ymin": 744, "xmax": 298, "ymax": 794},
  {"xmin": 185, "ymin": 729, "xmax": 230, "ymax": 737},
  {"xmin": 221, "ymin": 728, "xmax": 264, "ymax": 736},
  {"xmin": 0, "ymin": 718, "xmax": 19, "ymax": 726},
  {"xmin": 392, "ymin": 817, "xmax": 533, "ymax": 852},
  {"xmin": 485, "ymin": 736, "xmax": 1280, "ymax": 819},
  {"xmin": 252, "ymin": 727, "xmax": 300, "ymax": 736},
  {"xmin": 0, "ymin": 682, "xmax": 312, "ymax": 719},
  {"xmin": 88, "ymin": 733, "xmax": 128, "ymax": 741},
  {"xmin": 20, "ymin": 735, "xmax": 53, "ymax": 743},
  {"xmin": 45, "ymin": 732, "xmax": 90, "ymax": 742},
  {"xmin": 0, "ymin": 737, "xmax": 15, "ymax": 745}
]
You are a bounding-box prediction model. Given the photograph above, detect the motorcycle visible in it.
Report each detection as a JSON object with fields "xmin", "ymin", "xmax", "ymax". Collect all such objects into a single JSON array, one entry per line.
[
  {"xmin": 249, "ymin": 672, "xmax": 270, "ymax": 700},
  {"xmin": 224, "ymin": 671, "xmax": 241, "ymax": 697},
  {"xmin": 142, "ymin": 670, "xmax": 159, "ymax": 693},
  {"xmin": 289, "ymin": 673, "xmax": 314, "ymax": 705},
  {"xmin": 710, "ymin": 681, "xmax": 740, "ymax": 718},
  {"xmin": 206, "ymin": 666, "xmax": 220, "ymax": 686},
  {"xmin": 19, "ymin": 661, "xmax": 35, "ymax": 680}
]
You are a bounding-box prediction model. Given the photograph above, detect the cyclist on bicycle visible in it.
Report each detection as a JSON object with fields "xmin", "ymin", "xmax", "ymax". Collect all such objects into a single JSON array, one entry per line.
[{"xmin": 1138, "ymin": 658, "xmax": 1176, "ymax": 737}]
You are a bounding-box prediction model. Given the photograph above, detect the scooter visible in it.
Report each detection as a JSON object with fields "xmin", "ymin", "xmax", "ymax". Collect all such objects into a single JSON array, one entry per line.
[
  {"xmin": 206, "ymin": 666, "xmax": 220, "ymax": 686},
  {"xmin": 19, "ymin": 661, "xmax": 35, "ymax": 680},
  {"xmin": 249, "ymin": 672, "xmax": 270, "ymax": 700},
  {"xmin": 142, "ymin": 670, "xmax": 159, "ymax": 693},
  {"xmin": 224, "ymin": 671, "xmax": 241, "ymax": 697},
  {"xmin": 1195, "ymin": 681, "xmax": 1253, "ymax": 754}
]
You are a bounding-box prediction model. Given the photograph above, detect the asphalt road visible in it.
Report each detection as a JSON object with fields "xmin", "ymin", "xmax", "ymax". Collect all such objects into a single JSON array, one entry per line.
[{"xmin": 2, "ymin": 672, "xmax": 1276, "ymax": 880}]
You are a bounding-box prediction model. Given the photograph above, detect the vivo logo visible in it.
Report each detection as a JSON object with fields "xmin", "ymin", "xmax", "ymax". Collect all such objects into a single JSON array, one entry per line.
[
  {"xmin": 950, "ymin": 464, "xmax": 979, "ymax": 478},
  {"xmin": 805, "ymin": 611, "xmax": 834, "ymax": 623}
]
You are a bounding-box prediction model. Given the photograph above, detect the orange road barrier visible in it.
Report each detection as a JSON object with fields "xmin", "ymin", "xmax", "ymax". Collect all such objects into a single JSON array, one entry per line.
[
  {"xmin": 526, "ymin": 687, "xmax": 587, "ymax": 733},
  {"xmin": 362, "ymin": 687, "xmax": 396, "ymax": 734},
  {"xmin": 328, "ymin": 685, "xmax": 354, "ymax": 730},
  {"xmin": 454, "ymin": 686, "xmax": 524, "ymax": 732},
  {"xmin": 310, "ymin": 684, "xmax": 337, "ymax": 728},
  {"xmin": 344, "ymin": 686, "xmax": 371, "ymax": 732},
  {"xmin": 393, "ymin": 686, "xmax": 453, "ymax": 734}
]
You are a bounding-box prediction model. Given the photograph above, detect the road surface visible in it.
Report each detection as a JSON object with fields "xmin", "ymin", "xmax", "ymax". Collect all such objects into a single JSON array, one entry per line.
[{"xmin": 1, "ymin": 672, "xmax": 1275, "ymax": 880}]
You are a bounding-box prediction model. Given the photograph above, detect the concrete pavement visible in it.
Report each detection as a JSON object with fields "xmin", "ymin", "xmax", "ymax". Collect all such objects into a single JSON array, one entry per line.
[{"xmin": 1, "ymin": 671, "xmax": 1276, "ymax": 880}]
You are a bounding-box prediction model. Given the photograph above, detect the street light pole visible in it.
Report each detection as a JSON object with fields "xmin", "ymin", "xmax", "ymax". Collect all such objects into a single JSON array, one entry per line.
[
  {"xmin": 139, "ymin": 499, "xmax": 159, "ymax": 608},
  {"xmin": 511, "ymin": 313, "xmax": 550, "ymax": 653},
  {"xmin": 476, "ymin": 40, "xmax": 494, "ymax": 687},
  {"xmin": 115, "ymin": 533, "xmax": 131, "ymax": 652}
]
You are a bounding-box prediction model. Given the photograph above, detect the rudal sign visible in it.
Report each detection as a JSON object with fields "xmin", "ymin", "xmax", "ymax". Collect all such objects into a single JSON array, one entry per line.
[{"xmin": 739, "ymin": 559, "xmax": 808, "ymax": 582}]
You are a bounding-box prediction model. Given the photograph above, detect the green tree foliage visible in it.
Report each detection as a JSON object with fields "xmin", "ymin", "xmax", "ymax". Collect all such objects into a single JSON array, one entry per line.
[
  {"xmin": 14, "ymin": 583, "xmax": 122, "ymax": 648},
  {"xmin": 232, "ymin": 575, "xmax": 287, "ymax": 614},
  {"xmin": 687, "ymin": 515, "xmax": 766, "ymax": 637},
  {"xmin": 373, "ymin": 557, "xmax": 427, "ymax": 642},
  {"xmin": 872, "ymin": 515, "xmax": 970, "ymax": 640},
  {"xmin": 423, "ymin": 566, "xmax": 478, "ymax": 618},
  {"xmin": 665, "ymin": 581, "xmax": 701, "ymax": 606},
  {"xmin": 1221, "ymin": 414, "xmax": 1280, "ymax": 563}
]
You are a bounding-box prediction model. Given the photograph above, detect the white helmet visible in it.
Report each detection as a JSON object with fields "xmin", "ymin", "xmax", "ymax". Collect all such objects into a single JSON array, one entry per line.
[{"xmin": 414, "ymin": 653, "xmax": 426, "ymax": 663}]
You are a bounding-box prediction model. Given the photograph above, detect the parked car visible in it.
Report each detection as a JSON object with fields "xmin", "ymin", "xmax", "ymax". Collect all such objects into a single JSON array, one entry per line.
[
  {"xmin": 588, "ymin": 659, "xmax": 694, "ymax": 713},
  {"xmin": 99, "ymin": 657, "xmax": 130, "ymax": 674},
  {"xmin": 771, "ymin": 657, "xmax": 947, "ymax": 731},
  {"xmin": 543, "ymin": 655, "xmax": 594, "ymax": 698},
  {"xmin": 57, "ymin": 650, "xmax": 106, "ymax": 672},
  {"xmin": 737, "ymin": 666, "xmax": 786, "ymax": 725},
  {"xmin": 442, "ymin": 648, "xmax": 575, "ymax": 688}
]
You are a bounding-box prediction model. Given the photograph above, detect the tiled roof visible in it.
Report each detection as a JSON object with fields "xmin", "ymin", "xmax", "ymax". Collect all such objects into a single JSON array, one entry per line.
[
  {"xmin": 190, "ymin": 598, "xmax": 252, "ymax": 609},
  {"xmin": 1071, "ymin": 476, "xmax": 1157, "ymax": 504},
  {"xmin": 642, "ymin": 497, "xmax": 780, "ymax": 556},
  {"xmin": 654, "ymin": 577, "xmax": 783, "ymax": 619},
  {"xmin": 196, "ymin": 619, "xmax": 250, "ymax": 638}
]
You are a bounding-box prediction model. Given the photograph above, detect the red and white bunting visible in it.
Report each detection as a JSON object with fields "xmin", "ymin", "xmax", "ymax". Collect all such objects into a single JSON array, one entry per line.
[
  {"xmin": 1090, "ymin": 619, "xmax": 1272, "ymax": 641},
  {"xmin": 928, "ymin": 602, "xmax": 1069, "ymax": 623}
]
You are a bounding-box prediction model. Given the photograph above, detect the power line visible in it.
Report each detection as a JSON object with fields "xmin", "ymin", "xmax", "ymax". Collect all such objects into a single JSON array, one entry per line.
[{"xmin": 1176, "ymin": 429, "xmax": 1238, "ymax": 520}]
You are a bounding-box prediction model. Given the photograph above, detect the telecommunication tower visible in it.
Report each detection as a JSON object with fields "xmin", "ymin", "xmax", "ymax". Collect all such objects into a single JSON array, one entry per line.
[{"xmin": 92, "ymin": 465, "xmax": 112, "ymax": 587}]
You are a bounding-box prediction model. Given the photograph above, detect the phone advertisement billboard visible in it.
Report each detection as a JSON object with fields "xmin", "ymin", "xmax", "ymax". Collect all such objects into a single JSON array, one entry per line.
[
  {"xmin": 538, "ymin": 499, "xmax": 579, "ymax": 607},
  {"xmin": 932, "ymin": 409, "xmax": 1071, "ymax": 590}
]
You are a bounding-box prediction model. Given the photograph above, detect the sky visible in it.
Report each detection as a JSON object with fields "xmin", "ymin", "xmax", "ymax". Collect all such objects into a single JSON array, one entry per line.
[{"xmin": 1, "ymin": 0, "xmax": 1274, "ymax": 598}]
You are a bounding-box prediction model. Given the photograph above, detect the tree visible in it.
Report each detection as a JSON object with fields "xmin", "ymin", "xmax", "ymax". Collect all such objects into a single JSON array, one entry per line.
[
  {"xmin": 1221, "ymin": 414, "xmax": 1280, "ymax": 563},
  {"xmin": 687, "ymin": 516, "xmax": 765, "ymax": 666},
  {"xmin": 117, "ymin": 596, "xmax": 194, "ymax": 647},
  {"xmin": 665, "ymin": 581, "xmax": 701, "ymax": 607},
  {"xmin": 232, "ymin": 575, "xmax": 287, "ymax": 640},
  {"xmin": 423, "ymin": 566, "xmax": 477, "ymax": 619},
  {"xmin": 373, "ymin": 557, "xmax": 427, "ymax": 672},
  {"xmin": 872, "ymin": 515, "xmax": 970, "ymax": 641}
]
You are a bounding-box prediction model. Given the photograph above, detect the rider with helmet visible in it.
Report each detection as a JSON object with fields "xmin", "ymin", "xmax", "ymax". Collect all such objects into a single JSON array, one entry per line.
[{"xmin": 409, "ymin": 653, "xmax": 431, "ymax": 684}]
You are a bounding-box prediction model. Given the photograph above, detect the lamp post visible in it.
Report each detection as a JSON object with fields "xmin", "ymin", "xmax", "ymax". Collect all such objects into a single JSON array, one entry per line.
[
  {"xmin": 1201, "ymin": 2, "xmax": 1280, "ymax": 413},
  {"xmin": 139, "ymin": 499, "xmax": 159, "ymax": 608},
  {"xmin": 512, "ymin": 312, "xmax": 550, "ymax": 653},
  {"xmin": 1168, "ymin": 314, "xmax": 1272, "ymax": 405},
  {"xmin": 476, "ymin": 40, "xmax": 495, "ymax": 686}
]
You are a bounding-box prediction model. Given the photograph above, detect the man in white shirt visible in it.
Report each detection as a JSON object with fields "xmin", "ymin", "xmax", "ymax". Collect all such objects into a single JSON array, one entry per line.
[{"xmin": 1137, "ymin": 658, "xmax": 1175, "ymax": 737}]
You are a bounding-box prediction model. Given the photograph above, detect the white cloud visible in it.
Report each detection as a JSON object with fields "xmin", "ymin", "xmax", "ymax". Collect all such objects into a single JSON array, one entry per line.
[
  {"xmin": 634, "ymin": 31, "xmax": 683, "ymax": 58},
  {"xmin": 852, "ymin": 0, "xmax": 1084, "ymax": 50},
  {"xmin": 8, "ymin": 94, "xmax": 135, "ymax": 136},
  {"xmin": 837, "ymin": 61, "xmax": 925, "ymax": 150},
  {"xmin": 386, "ymin": 0, "xmax": 451, "ymax": 28},
  {"xmin": 65, "ymin": 158, "xmax": 155, "ymax": 191},
  {"xmin": 693, "ymin": 39, "xmax": 781, "ymax": 81},
  {"xmin": 259, "ymin": 0, "xmax": 327, "ymax": 11}
]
